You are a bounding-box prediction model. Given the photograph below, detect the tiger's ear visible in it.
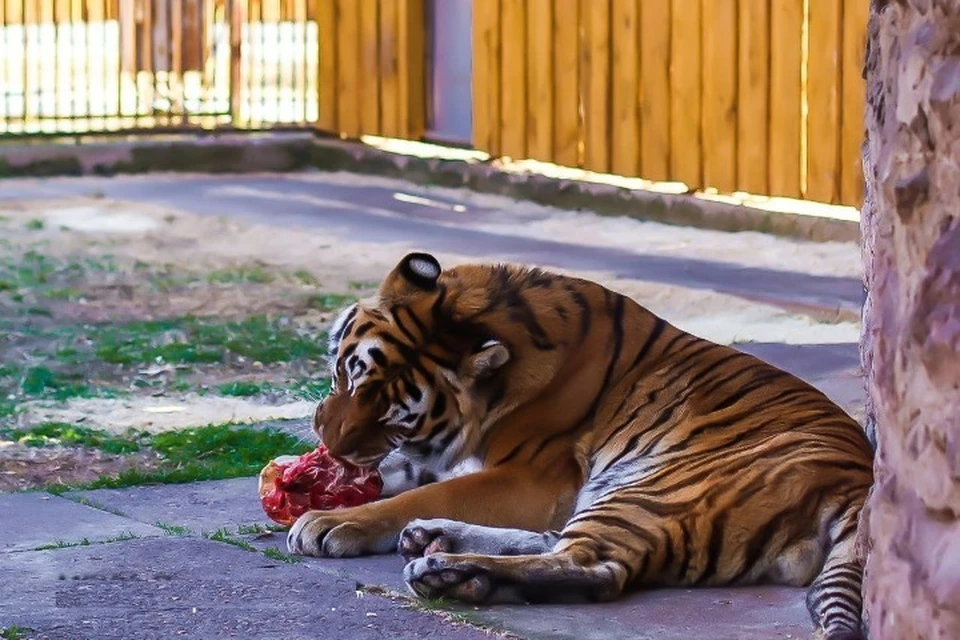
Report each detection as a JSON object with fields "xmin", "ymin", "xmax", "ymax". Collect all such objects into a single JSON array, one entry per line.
[
  {"xmin": 380, "ymin": 252, "xmax": 442, "ymax": 304},
  {"xmin": 399, "ymin": 252, "xmax": 442, "ymax": 289},
  {"xmin": 464, "ymin": 340, "xmax": 510, "ymax": 380}
]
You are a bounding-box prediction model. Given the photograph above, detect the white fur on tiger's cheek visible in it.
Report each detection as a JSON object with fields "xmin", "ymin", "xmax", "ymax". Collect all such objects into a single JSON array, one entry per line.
[{"xmin": 344, "ymin": 338, "xmax": 386, "ymax": 395}]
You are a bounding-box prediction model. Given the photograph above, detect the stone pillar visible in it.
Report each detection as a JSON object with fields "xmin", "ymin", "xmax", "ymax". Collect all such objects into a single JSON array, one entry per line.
[{"xmin": 859, "ymin": 0, "xmax": 960, "ymax": 638}]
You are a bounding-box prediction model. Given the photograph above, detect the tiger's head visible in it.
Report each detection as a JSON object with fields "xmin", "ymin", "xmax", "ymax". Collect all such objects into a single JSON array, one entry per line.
[{"xmin": 314, "ymin": 252, "xmax": 519, "ymax": 472}]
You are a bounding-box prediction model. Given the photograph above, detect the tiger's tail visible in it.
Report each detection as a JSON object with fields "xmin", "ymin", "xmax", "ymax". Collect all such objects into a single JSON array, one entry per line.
[{"xmin": 805, "ymin": 502, "xmax": 867, "ymax": 640}]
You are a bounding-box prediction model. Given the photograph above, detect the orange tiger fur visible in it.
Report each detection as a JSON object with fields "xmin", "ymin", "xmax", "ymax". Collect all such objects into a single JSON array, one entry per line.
[{"xmin": 287, "ymin": 253, "xmax": 874, "ymax": 640}]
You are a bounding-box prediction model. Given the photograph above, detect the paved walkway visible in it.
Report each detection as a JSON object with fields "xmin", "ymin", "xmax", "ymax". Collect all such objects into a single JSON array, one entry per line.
[
  {"xmin": 2, "ymin": 475, "xmax": 812, "ymax": 640},
  {"xmin": 0, "ymin": 171, "xmax": 865, "ymax": 639},
  {"xmin": 2, "ymin": 344, "xmax": 859, "ymax": 640}
]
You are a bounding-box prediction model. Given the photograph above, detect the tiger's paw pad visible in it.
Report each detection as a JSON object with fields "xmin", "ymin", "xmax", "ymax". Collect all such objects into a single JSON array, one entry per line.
[
  {"xmin": 398, "ymin": 519, "xmax": 456, "ymax": 561},
  {"xmin": 403, "ymin": 554, "xmax": 493, "ymax": 603}
]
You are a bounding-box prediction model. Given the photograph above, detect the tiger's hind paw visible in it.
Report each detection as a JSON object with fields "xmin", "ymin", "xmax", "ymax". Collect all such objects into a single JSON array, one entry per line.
[{"xmin": 403, "ymin": 553, "xmax": 498, "ymax": 603}]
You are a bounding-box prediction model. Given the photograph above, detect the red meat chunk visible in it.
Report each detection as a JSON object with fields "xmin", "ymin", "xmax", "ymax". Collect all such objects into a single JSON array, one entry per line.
[{"xmin": 258, "ymin": 445, "xmax": 383, "ymax": 526}]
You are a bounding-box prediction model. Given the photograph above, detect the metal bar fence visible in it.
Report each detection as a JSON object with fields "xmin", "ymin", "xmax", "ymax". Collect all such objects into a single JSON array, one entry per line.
[{"xmin": 0, "ymin": 0, "xmax": 318, "ymax": 137}]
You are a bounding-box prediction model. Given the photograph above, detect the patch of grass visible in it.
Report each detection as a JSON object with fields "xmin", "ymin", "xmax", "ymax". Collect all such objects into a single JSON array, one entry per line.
[
  {"xmin": 150, "ymin": 423, "xmax": 307, "ymax": 473},
  {"xmin": 204, "ymin": 528, "xmax": 256, "ymax": 552},
  {"xmin": 155, "ymin": 522, "xmax": 191, "ymax": 536},
  {"xmin": 43, "ymin": 286, "xmax": 82, "ymax": 301},
  {"xmin": 0, "ymin": 399, "xmax": 16, "ymax": 418},
  {"xmin": 263, "ymin": 547, "xmax": 300, "ymax": 564},
  {"xmin": 306, "ymin": 293, "xmax": 356, "ymax": 311},
  {"xmin": 34, "ymin": 423, "xmax": 313, "ymax": 492},
  {"xmin": 25, "ymin": 218, "xmax": 44, "ymax": 230},
  {"xmin": 1, "ymin": 422, "xmax": 145, "ymax": 454},
  {"xmin": 348, "ymin": 280, "xmax": 379, "ymax": 290},
  {"xmin": 236, "ymin": 523, "xmax": 270, "ymax": 535},
  {"xmin": 0, "ymin": 250, "xmax": 57, "ymax": 290},
  {"xmin": 218, "ymin": 381, "xmax": 270, "ymax": 397},
  {"xmin": 1, "ymin": 626, "xmax": 33, "ymax": 640},
  {"xmin": 34, "ymin": 531, "xmax": 141, "ymax": 550},
  {"xmin": 89, "ymin": 315, "xmax": 327, "ymax": 366},
  {"xmin": 216, "ymin": 377, "xmax": 330, "ymax": 401},
  {"xmin": 34, "ymin": 537, "xmax": 92, "ymax": 550},
  {"xmin": 207, "ymin": 265, "xmax": 274, "ymax": 285},
  {"xmin": 16, "ymin": 365, "xmax": 121, "ymax": 403},
  {"xmin": 293, "ymin": 269, "xmax": 320, "ymax": 286},
  {"xmin": 288, "ymin": 377, "xmax": 331, "ymax": 401},
  {"xmin": 104, "ymin": 531, "xmax": 141, "ymax": 543}
]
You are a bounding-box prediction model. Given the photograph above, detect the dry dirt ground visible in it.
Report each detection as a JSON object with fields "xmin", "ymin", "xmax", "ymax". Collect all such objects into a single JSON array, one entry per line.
[{"xmin": 0, "ymin": 185, "xmax": 861, "ymax": 491}]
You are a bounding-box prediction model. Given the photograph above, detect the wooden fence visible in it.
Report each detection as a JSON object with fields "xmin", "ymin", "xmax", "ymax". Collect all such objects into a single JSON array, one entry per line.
[
  {"xmin": 3, "ymin": 1, "xmax": 868, "ymax": 206},
  {"xmin": 315, "ymin": 0, "xmax": 425, "ymax": 141},
  {"xmin": 472, "ymin": 0, "xmax": 868, "ymax": 206},
  {"xmin": 320, "ymin": 0, "xmax": 868, "ymax": 207}
]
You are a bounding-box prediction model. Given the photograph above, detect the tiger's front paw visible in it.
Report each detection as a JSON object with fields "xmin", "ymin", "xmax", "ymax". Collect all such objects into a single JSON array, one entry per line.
[
  {"xmin": 286, "ymin": 508, "xmax": 399, "ymax": 558},
  {"xmin": 403, "ymin": 553, "xmax": 496, "ymax": 603}
]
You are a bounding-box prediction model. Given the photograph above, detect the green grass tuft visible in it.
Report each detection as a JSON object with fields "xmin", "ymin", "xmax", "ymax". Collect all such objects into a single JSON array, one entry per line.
[
  {"xmin": 34, "ymin": 531, "xmax": 140, "ymax": 551},
  {"xmin": 207, "ymin": 265, "xmax": 274, "ymax": 285},
  {"xmin": 204, "ymin": 528, "xmax": 256, "ymax": 552},
  {"xmin": 306, "ymin": 293, "xmax": 356, "ymax": 311},
  {"xmin": 155, "ymin": 522, "xmax": 191, "ymax": 536},
  {"xmin": 263, "ymin": 547, "xmax": 300, "ymax": 563},
  {"xmin": 236, "ymin": 523, "xmax": 270, "ymax": 535},
  {"xmin": 25, "ymin": 219, "xmax": 44, "ymax": 230},
  {"xmin": 89, "ymin": 315, "xmax": 327, "ymax": 366},
  {"xmin": 34, "ymin": 537, "xmax": 92, "ymax": 550},
  {"xmin": 22, "ymin": 422, "xmax": 313, "ymax": 492},
  {"xmin": 217, "ymin": 381, "xmax": 269, "ymax": 397},
  {"xmin": 1, "ymin": 422, "xmax": 145, "ymax": 454},
  {"xmin": 1, "ymin": 626, "xmax": 33, "ymax": 640}
]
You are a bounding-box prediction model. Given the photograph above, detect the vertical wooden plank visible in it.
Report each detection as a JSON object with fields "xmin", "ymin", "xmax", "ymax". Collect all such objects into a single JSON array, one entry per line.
[
  {"xmin": 171, "ymin": 0, "xmax": 183, "ymax": 80},
  {"xmin": 806, "ymin": 0, "xmax": 842, "ymax": 203},
  {"xmin": 669, "ymin": 0, "xmax": 702, "ymax": 189},
  {"xmin": 840, "ymin": 0, "xmax": 867, "ymax": 207},
  {"xmin": 499, "ymin": 0, "xmax": 526, "ymax": 158},
  {"xmin": 139, "ymin": 0, "xmax": 153, "ymax": 74},
  {"xmin": 229, "ymin": 0, "xmax": 244, "ymax": 122},
  {"xmin": 378, "ymin": 0, "xmax": 399, "ymax": 137},
  {"xmin": 581, "ymin": 0, "xmax": 610, "ymax": 173},
  {"xmin": 526, "ymin": 0, "xmax": 553, "ymax": 162},
  {"xmin": 336, "ymin": 0, "xmax": 361, "ymax": 137},
  {"xmin": 737, "ymin": 0, "xmax": 770, "ymax": 195},
  {"xmin": 359, "ymin": 0, "xmax": 380, "ymax": 135},
  {"xmin": 472, "ymin": 0, "xmax": 501, "ymax": 155},
  {"xmin": 702, "ymin": 0, "xmax": 737, "ymax": 192},
  {"xmin": 317, "ymin": 0, "xmax": 338, "ymax": 132},
  {"xmin": 397, "ymin": 0, "xmax": 424, "ymax": 139},
  {"xmin": 610, "ymin": 0, "xmax": 639, "ymax": 177},
  {"xmin": 153, "ymin": 0, "xmax": 170, "ymax": 73},
  {"xmin": 552, "ymin": 0, "xmax": 579, "ymax": 167},
  {"xmin": 638, "ymin": 0, "xmax": 670, "ymax": 181},
  {"xmin": 119, "ymin": 0, "xmax": 136, "ymax": 75},
  {"xmin": 768, "ymin": 0, "xmax": 803, "ymax": 198}
]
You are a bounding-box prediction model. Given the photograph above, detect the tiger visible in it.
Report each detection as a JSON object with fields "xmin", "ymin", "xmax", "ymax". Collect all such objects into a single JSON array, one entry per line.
[{"xmin": 287, "ymin": 252, "xmax": 874, "ymax": 640}]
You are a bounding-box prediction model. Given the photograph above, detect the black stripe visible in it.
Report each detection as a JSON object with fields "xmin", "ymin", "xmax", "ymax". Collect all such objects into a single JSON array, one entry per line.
[
  {"xmin": 528, "ymin": 295, "xmax": 627, "ymax": 461},
  {"xmin": 628, "ymin": 316, "xmax": 666, "ymax": 372}
]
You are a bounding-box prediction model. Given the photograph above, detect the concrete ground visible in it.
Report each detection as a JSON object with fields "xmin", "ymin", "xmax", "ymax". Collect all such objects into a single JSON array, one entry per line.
[{"xmin": 0, "ymin": 171, "xmax": 865, "ymax": 639}]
